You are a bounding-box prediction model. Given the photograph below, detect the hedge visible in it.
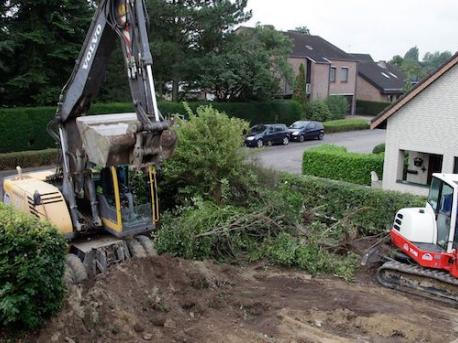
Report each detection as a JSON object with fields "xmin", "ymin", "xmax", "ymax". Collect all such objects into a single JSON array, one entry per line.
[
  {"xmin": 323, "ymin": 118, "xmax": 369, "ymax": 133},
  {"xmin": 372, "ymin": 143, "xmax": 386, "ymax": 154},
  {"xmin": 356, "ymin": 100, "xmax": 390, "ymax": 116},
  {"xmin": 302, "ymin": 145, "xmax": 384, "ymax": 185},
  {"xmin": 281, "ymin": 174, "xmax": 425, "ymax": 235},
  {"xmin": 0, "ymin": 100, "xmax": 302, "ymax": 153},
  {"xmin": 0, "ymin": 203, "xmax": 67, "ymax": 330},
  {"xmin": 0, "ymin": 149, "xmax": 58, "ymax": 171}
]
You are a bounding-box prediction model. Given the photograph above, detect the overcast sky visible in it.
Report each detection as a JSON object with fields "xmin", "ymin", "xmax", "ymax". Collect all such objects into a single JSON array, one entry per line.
[{"xmin": 246, "ymin": 0, "xmax": 457, "ymax": 61}]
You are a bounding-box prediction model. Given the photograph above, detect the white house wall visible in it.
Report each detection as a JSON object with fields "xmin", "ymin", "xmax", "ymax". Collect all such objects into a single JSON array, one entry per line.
[{"xmin": 383, "ymin": 63, "xmax": 458, "ymax": 196}]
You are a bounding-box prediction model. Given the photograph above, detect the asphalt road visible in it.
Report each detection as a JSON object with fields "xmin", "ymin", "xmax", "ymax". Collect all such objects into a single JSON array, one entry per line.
[{"xmin": 248, "ymin": 129, "xmax": 386, "ymax": 174}]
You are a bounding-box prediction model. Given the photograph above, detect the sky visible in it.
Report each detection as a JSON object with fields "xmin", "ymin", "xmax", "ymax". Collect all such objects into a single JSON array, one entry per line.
[{"xmin": 245, "ymin": 0, "xmax": 457, "ymax": 61}]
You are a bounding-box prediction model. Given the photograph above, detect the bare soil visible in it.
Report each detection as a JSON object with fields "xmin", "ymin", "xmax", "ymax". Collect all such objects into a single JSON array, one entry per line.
[{"xmin": 32, "ymin": 255, "xmax": 458, "ymax": 343}]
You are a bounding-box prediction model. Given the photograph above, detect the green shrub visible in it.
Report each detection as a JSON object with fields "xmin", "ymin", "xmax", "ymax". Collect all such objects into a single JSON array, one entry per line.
[
  {"xmin": 281, "ymin": 173, "xmax": 425, "ymax": 235},
  {"xmin": 0, "ymin": 149, "xmax": 58, "ymax": 170},
  {"xmin": 302, "ymin": 144, "xmax": 383, "ymax": 185},
  {"xmin": 356, "ymin": 100, "xmax": 390, "ymax": 116},
  {"xmin": 304, "ymin": 100, "xmax": 332, "ymax": 122},
  {"xmin": 372, "ymin": 143, "xmax": 386, "ymax": 154},
  {"xmin": 161, "ymin": 105, "xmax": 252, "ymax": 206},
  {"xmin": 323, "ymin": 119, "xmax": 369, "ymax": 133},
  {"xmin": 0, "ymin": 100, "xmax": 302, "ymax": 153},
  {"xmin": 325, "ymin": 96, "xmax": 348, "ymax": 120},
  {"xmin": 0, "ymin": 203, "xmax": 67, "ymax": 330}
]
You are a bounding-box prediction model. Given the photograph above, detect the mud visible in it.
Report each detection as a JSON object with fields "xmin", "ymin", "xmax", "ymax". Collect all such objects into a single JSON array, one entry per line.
[{"xmin": 35, "ymin": 256, "xmax": 457, "ymax": 343}]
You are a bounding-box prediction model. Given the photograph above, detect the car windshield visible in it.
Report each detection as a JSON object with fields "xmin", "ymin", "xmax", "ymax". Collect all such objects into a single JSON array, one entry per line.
[
  {"xmin": 290, "ymin": 122, "xmax": 307, "ymax": 129},
  {"xmin": 251, "ymin": 125, "xmax": 266, "ymax": 134}
]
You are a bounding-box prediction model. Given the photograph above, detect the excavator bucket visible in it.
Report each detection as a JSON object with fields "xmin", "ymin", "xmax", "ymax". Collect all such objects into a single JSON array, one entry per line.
[{"xmin": 76, "ymin": 113, "xmax": 176, "ymax": 167}]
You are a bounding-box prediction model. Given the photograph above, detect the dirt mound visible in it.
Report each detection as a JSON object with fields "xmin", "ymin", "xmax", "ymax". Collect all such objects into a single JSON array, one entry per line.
[{"xmin": 36, "ymin": 256, "xmax": 458, "ymax": 343}]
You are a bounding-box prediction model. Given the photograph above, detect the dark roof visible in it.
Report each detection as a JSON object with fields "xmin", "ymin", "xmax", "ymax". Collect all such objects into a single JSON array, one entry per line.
[
  {"xmin": 358, "ymin": 61, "xmax": 405, "ymax": 94},
  {"xmin": 284, "ymin": 31, "xmax": 356, "ymax": 63},
  {"xmin": 350, "ymin": 53, "xmax": 374, "ymax": 62},
  {"xmin": 371, "ymin": 52, "xmax": 458, "ymax": 129}
]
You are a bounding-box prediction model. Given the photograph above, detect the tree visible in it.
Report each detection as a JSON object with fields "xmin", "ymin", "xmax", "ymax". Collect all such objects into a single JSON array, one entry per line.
[
  {"xmin": 294, "ymin": 26, "xmax": 310, "ymax": 35},
  {"xmin": 198, "ymin": 25, "xmax": 293, "ymax": 101},
  {"xmin": 422, "ymin": 51, "xmax": 452, "ymax": 74},
  {"xmin": 0, "ymin": 0, "xmax": 94, "ymax": 106},
  {"xmin": 147, "ymin": 0, "xmax": 252, "ymax": 101},
  {"xmin": 404, "ymin": 46, "xmax": 419, "ymax": 62},
  {"xmin": 292, "ymin": 63, "xmax": 307, "ymax": 106},
  {"xmin": 389, "ymin": 55, "xmax": 403, "ymax": 68}
]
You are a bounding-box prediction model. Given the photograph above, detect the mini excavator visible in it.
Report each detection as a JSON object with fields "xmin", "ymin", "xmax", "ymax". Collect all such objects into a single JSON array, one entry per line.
[
  {"xmin": 2, "ymin": 0, "xmax": 176, "ymax": 283},
  {"xmin": 367, "ymin": 173, "xmax": 458, "ymax": 305}
]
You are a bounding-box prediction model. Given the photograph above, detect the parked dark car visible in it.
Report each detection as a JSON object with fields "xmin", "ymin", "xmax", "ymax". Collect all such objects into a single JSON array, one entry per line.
[
  {"xmin": 245, "ymin": 124, "xmax": 290, "ymax": 148},
  {"xmin": 288, "ymin": 121, "xmax": 324, "ymax": 142}
]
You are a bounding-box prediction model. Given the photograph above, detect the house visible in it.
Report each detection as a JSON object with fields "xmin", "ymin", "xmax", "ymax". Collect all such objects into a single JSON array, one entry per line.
[
  {"xmin": 351, "ymin": 54, "xmax": 405, "ymax": 103},
  {"xmin": 371, "ymin": 53, "xmax": 458, "ymax": 196},
  {"xmin": 282, "ymin": 31, "xmax": 358, "ymax": 115}
]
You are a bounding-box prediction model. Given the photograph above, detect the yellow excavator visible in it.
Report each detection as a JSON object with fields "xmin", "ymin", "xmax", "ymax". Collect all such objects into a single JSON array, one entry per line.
[{"xmin": 2, "ymin": 0, "xmax": 176, "ymax": 284}]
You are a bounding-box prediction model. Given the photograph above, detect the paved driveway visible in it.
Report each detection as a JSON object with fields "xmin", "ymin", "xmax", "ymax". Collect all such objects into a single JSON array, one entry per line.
[{"xmin": 248, "ymin": 129, "xmax": 386, "ymax": 174}]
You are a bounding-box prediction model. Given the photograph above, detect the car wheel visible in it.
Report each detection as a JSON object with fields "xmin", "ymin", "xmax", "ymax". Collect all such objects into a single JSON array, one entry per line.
[
  {"xmin": 299, "ymin": 135, "xmax": 305, "ymax": 142},
  {"xmin": 267, "ymin": 140, "xmax": 273, "ymax": 147},
  {"xmin": 257, "ymin": 139, "xmax": 263, "ymax": 148},
  {"xmin": 318, "ymin": 133, "xmax": 324, "ymax": 140},
  {"xmin": 283, "ymin": 137, "xmax": 289, "ymax": 145}
]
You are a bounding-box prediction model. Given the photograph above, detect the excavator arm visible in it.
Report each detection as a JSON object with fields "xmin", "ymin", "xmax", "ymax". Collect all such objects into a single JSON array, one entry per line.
[{"xmin": 52, "ymin": 0, "xmax": 176, "ymax": 232}]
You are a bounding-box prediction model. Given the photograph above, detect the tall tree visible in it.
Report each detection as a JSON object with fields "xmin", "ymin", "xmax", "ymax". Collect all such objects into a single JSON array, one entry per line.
[
  {"xmin": 147, "ymin": 0, "xmax": 252, "ymax": 100},
  {"xmin": 198, "ymin": 25, "xmax": 293, "ymax": 101},
  {"xmin": 404, "ymin": 46, "xmax": 419, "ymax": 62},
  {"xmin": 292, "ymin": 63, "xmax": 307, "ymax": 106},
  {"xmin": 422, "ymin": 51, "xmax": 452, "ymax": 74},
  {"xmin": 1, "ymin": 0, "xmax": 94, "ymax": 106}
]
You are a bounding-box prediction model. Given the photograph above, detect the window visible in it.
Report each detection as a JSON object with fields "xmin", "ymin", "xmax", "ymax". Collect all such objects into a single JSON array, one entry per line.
[
  {"xmin": 454, "ymin": 157, "xmax": 458, "ymax": 174},
  {"xmin": 340, "ymin": 67, "xmax": 349, "ymax": 82},
  {"xmin": 397, "ymin": 150, "xmax": 443, "ymax": 186},
  {"xmin": 329, "ymin": 67, "xmax": 336, "ymax": 82},
  {"xmin": 428, "ymin": 177, "xmax": 441, "ymax": 211}
]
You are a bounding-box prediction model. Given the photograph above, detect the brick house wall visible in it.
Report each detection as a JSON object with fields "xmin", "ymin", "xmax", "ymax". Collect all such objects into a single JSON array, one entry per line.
[
  {"xmin": 356, "ymin": 75, "xmax": 387, "ymax": 102},
  {"xmin": 382, "ymin": 64, "xmax": 458, "ymax": 196},
  {"xmin": 310, "ymin": 63, "xmax": 330, "ymax": 101}
]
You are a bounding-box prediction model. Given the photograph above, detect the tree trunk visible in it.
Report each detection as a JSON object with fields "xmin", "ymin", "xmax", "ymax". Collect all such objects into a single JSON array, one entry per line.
[{"xmin": 172, "ymin": 80, "xmax": 179, "ymax": 101}]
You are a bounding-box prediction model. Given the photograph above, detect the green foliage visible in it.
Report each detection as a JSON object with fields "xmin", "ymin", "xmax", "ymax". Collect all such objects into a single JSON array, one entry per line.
[
  {"xmin": 356, "ymin": 100, "xmax": 390, "ymax": 116},
  {"xmin": 281, "ymin": 173, "xmax": 425, "ymax": 235},
  {"xmin": 199, "ymin": 24, "xmax": 293, "ymax": 101},
  {"xmin": 0, "ymin": 0, "xmax": 94, "ymax": 106},
  {"xmin": 304, "ymin": 100, "xmax": 332, "ymax": 122},
  {"xmin": 0, "ymin": 149, "xmax": 58, "ymax": 170},
  {"xmin": 325, "ymin": 96, "xmax": 348, "ymax": 120},
  {"xmin": 293, "ymin": 64, "xmax": 307, "ymax": 106},
  {"xmin": 294, "ymin": 26, "xmax": 310, "ymax": 35},
  {"xmin": 0, "ymin": 100, "xmax": 302, "ymax": 153},
  {"xmin": 372, "ymin": 143, "xmax": 386, "ymax": 154},
  {"xmin": 302, "ymin": 145, "xmax": 384, "ymax": 186},
  {"xmin": 422, "ymin": 51, "xmax": 453, "ymax": 74},
  {"xmin": 0, "ymin": 203, "xmax": 67, "ymax": 330},
  {"xmin": 323, "ymin": 119, "xmax": 369, "ymax": 133},
  {"xmin": 162, "ymin": 105, "xmax": 251, "ymax": 205}
]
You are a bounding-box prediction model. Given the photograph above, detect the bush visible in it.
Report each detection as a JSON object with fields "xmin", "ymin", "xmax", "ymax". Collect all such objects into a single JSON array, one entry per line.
[
  {"xmin": 161, "ymin": 105, "xmax": 252, "ymax": 206},
  {"xmin": 325, "ymin": 96, "xmax": 348, "ymax": 120},
  {"xmin": 302, "ymin": 144, "xmax": 384, "ymax": 185},
  {"xmin": 323, "ymin": 119, "xmax": 369, "ymax": 133},
  {"xmin": 372, "ymin": 143, "xmax": 386, "ymax": 154},
  {"xmin": 304, "ymin": 100, "xmax": 332, "ymax": 122},
  {"xmin": 0, "ymin": 149, "xmax": 58, "ymax": 170},
  {"xmin": 0, "ymin": 100, "xmax": 302, "ymax": 153},
  {"xmin": 281, "ymin": 173, "xmax": 424, "ymax": 235},
  {"xmin": 356, "ymin": 100, "xmax": 390, "ymax": 116},
  {"xmin": 0, "ymin": 203, "xmax": 67, "ymax": 330}
]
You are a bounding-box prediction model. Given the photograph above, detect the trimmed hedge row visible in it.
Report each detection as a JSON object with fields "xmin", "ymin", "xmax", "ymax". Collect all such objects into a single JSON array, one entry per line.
[
  {"xmin": 0, "ymin": 100, "xmax": 302, "ymax": 153},
  {"xmin": 0, "ymin": 149, "xmax": 58, "ymax": 171},
  {"xmin": 356, "ymin": 100, "xmax": 390, "ymax": 116},
  {"xmin": 281, "ymin": 174, "xmax": 425, "ymax": 235},
  {"xmin": 0, "ymin": 203, "xmax": 67, "ymax": 329},
  {"xmin": 323, "ymin": 118, "xmax": 369, "ymax": 133},
  {"xmin": 302, "ymin": 145, "xmax": 384, "ymax": 186}
]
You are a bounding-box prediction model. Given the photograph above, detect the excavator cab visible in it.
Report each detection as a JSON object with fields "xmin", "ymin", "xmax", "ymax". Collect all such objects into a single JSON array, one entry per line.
[{"xmin": 95, "ymin": 165, "xmax": 159, "ymax": 238}]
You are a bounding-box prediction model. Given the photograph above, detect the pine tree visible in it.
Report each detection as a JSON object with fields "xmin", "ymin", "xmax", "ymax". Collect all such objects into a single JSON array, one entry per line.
[
  {"xmin": 1, "ymin": 0, "xmax": 94, "ymax": 106},
  {"xmin": 293, "ymin": 63, "xmax": 307, "ymax": 106}
]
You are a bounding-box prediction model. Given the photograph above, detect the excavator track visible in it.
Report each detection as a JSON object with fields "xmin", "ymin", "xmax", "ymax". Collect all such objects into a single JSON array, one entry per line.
[{"xmin": 377, "ymin": 260, "xmax": 458, "ymax": 307}]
